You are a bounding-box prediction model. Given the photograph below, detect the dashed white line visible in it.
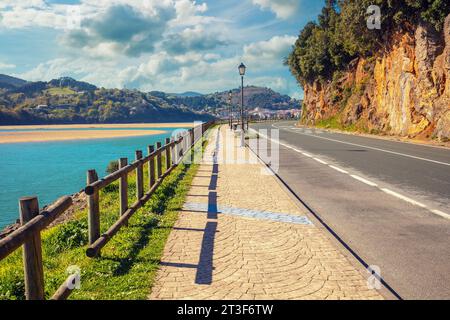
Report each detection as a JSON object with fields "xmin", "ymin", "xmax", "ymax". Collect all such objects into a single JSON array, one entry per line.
[
  {"xmin": 314, "ymin": 158, "xmax": 328, "ymax": 165},
  {"xmin": 431, "ymin": 209, "xmax": 450, "ymax": 220},
  {"xmin": 251, "ymin": 127, "xmax": 450, "ymax": 220},
  {"xmin": 271, "ymin": 124, "xmax": 450, "ymax": 167},
  {"xmin": 350, "ymin": 175, "xmax": 378, "ymax": 187},
  {"xmin": 329, "ymin": 165, "xmax": 349, "ymax": 174},
  {"xmin": 380, "ymin": 188, "xmax": 427, "ymax": 208}
]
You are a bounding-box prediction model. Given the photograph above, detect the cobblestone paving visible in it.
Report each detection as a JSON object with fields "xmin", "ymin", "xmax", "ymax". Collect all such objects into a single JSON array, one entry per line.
[{"xmin": 149, "ymin": 126, "xmax": 384, "ymax": 300}]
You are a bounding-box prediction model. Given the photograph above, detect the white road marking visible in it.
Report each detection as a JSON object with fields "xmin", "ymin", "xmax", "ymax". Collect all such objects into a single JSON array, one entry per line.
[
  {"xmin": 329, "ymin": 165, "xmax": 349, "ymax": 174},
  {"xmin": 251, "ymin": 127, "xmax": 450, "ymax": 220},
  {"xmin": 350, "ymin": 175, "xmax": 378, "ymax": 187},
  {"xmin": 272, "ymin": 124, "xmax": 450, "ymax": 167},
  {"xmin": 431, "ymin": 210, "xmax": 450, "ymax": 220},
  {"xmin": 314, "ymin": 158, "xmax": 328, "ymax": 165},
  {"xmin": 380, "ymin": 188, "xmax": 427, "ymax": 208}
]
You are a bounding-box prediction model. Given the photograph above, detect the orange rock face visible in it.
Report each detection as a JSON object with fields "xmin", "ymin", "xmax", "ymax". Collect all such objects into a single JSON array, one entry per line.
[{"xmin": 301, "ymin": 14, "xmax": 450, "ymax": 141}]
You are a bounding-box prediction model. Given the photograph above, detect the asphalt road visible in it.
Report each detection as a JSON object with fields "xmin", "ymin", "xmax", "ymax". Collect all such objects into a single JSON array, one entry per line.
[{"xmin": 250, "ymin": 120, "xmax": 450, "ymax": 300}]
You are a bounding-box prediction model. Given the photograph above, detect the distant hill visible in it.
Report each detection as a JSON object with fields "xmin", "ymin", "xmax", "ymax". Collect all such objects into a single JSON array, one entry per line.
[
  {"xmin": 48, "ymin": 77, "xmax": 97, "ymax": 92},
  {"xmin": 0, "ymin": 74, "xmax": 27, "ymax": 90},
  {"xmin": 0, "ymin": 74, "xmax": 299, "ymax": 125},
  {"xmin": 208, "ymin": 86, "xmax": 299, "ymax": 111},
  {"xmin": 0, "ymin": 75, "xmax": 213, "ymax": 125},
  {"xmin": 154, "ymin": 86, "xmax": 301, "ymax": 116},
  {"xmin": 169, "ymin": 91, "xmax": 203, "ymax": 98}
]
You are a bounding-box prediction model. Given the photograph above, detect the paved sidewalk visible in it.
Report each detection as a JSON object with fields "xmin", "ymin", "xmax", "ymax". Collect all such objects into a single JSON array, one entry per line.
[{"xmin": 149, "ymin": 126, "xmax": 383, "ymax": 300}]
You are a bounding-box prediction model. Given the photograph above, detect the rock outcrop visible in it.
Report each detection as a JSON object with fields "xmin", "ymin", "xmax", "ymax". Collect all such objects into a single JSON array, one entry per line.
[{"xmin": 301, "ymin": 14, "xmax": 450, "ymax": 141}]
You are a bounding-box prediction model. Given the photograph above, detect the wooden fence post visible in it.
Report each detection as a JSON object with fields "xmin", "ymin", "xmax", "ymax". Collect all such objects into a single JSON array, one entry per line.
[
  {"xmin": 19, "ymin": 196, "xmax": 45, "ymax": 300},
  {"xmin": 87, "ymin": 170, "xmax": 100, "ymax": 246},
  {"xmin": 135, "ymin": 150, "xmax": 143, "ymax": 200},
  {"xmin": 165, "ymin": 138, "xmax": 171, "ymax": 171},
  {"xmin": 119, "ymin": 158, "xmax": 128, "ymax": 224},
  {"xmin": 156, "ymin": 142, "xmax": 162, "ymax": 178},
  {"xmin": 170, "ymin": 137, "xmax": 175, "ymax": 166},
  {"xmin": 148, "ymin": 145, "xmax": 155, "ymax": 188}
]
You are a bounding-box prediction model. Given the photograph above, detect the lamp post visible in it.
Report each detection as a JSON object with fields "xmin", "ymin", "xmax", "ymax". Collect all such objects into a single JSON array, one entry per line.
[
  {"xmin": 228, "ymin": 90, "xmax": 232, "ymax": 129},
  {"xmin": 238, "ymin": 62, "xmax": 246, "ymax": 147}
]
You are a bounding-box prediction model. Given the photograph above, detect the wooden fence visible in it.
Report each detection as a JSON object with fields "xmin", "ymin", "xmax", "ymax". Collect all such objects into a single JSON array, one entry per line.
[{"xmin": 0, "ymin": 121, "xmax": 214, "ymax": 300}]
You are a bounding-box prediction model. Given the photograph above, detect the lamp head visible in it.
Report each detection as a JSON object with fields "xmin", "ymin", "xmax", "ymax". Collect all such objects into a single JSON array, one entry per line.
[{"xmin": 238, "ymin": 62, "xmax": 246, "ymax": 76}]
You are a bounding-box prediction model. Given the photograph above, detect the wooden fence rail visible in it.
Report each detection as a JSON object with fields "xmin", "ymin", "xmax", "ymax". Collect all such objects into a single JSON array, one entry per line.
[
  {"xmin": 0, "ymin": 121, "xmax": 214, "ymax": 300},
  {"xmin": 84, "ymin": 121, "xmax": 213, "ymax": 257}
]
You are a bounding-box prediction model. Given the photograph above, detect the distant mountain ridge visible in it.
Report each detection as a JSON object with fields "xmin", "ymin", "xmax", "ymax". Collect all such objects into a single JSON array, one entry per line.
[
  {"xmin": 0, "ymin": 74, "xmax": 300, "ymax": 125},
  {"xmin": 0, "ymin": 74, "xmax": 27, "ymax": 90},
  {"xmin": 0, "ymin": 75, "xmax": 212, "ymax": 125},
  {"xmin": 169, "ymin": 91, "xmax": 203, "ymax": 97},
  {"xmin": 48, "ymin": 77, "xmax": 97, "ymax": 92}
]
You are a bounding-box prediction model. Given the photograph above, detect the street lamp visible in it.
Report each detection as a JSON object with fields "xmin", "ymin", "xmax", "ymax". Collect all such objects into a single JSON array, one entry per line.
[
  {"xmin": 238, "ymin": 62, "xmax": 246, "ymax": 147},
  {"xmin": 228, "ymin": 90, "xmax": 233, "ymax": 129}
]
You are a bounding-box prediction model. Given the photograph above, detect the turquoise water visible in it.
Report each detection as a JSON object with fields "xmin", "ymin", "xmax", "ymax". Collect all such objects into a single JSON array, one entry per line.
[
  {"xmin": 0, "ymin": 127, "xmax": 188, "ymax": 228},
  {"xmin": 0, "ymin": 127, "xmax": 171, "ymax": 132}
]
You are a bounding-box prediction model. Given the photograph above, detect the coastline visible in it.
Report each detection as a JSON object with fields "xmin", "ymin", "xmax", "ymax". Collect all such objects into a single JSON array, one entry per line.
[
  {"xmin": 0, "ymin": 129, "xmax": 166, "ymax": 144},
  {"xmin": 0, "ymin": 122, "xmax": 196, "ymax": 130}
]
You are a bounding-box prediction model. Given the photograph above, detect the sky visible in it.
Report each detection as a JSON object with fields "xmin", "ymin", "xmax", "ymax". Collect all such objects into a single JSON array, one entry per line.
[{"xmin": 0, "ymin": 0, "xmax": 324, "ymax": 99}]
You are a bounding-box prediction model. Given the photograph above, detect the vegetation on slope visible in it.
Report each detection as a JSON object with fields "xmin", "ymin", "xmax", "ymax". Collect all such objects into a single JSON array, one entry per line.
[
  {"xmin": 0, "ymin": 74, "xmax": 299, "ymax": 124},
  {"xmin": 0, "ymin": 136, "xmax": 208, "ymax": 300},
  {"xmin": 286, "ymin": 0, "xmax": 450, "ymax": 85},
  {"xmin": 0, "ymin": 77, "xmax": 213, "ymax": 125}
]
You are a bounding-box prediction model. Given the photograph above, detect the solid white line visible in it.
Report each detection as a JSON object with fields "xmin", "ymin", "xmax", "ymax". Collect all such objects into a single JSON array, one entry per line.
[
  {"xmin": 431, "ymin": 210, "xmax": 450, "ymax": 220},
  {"xmin": 314, "ymin": 158, "xmax": 328, "ymax": 165},
  {"xmin": 351, "ymin": 175, "xmax": 378, "ymax": 187},
  {"xmin": 380, "ymin": 188, "xmax": 427, "ymax": 208},
  {"xmin": 329, "ymin": 165, "xmax": 349, "ymax": 174},
  {"xmin": 272, "ymin": 124, "xmax": 450, "ymax": 167},
  {"xmin": 252, "ymin": 127, "xmax": 450, "ymax": 220}
]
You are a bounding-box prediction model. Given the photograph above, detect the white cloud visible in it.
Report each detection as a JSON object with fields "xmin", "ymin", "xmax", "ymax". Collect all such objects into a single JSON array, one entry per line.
[
  {"xmin": 174, "ymin": 0, "xmax": 207, "ymax": 18},
  {"xmin": 242, "ymin": 35, "xmax": 296, "ymax": 70},
  {"xmin": 5, "ymin": 2, "xmax": 300, "ymax": 97},
  {"xmin": 252, "ymin": 0, "xmax": 300, "ymax": 19},
  {"xmin": 0, "ymin": 62, "xmax": 16, "ymax": 70},
  {"xmin": 163, "ymin": 25, "xmax": 228, "ymax": 54}
]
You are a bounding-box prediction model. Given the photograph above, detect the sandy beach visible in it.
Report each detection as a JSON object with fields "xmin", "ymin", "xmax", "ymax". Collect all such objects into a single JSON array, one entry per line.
[
  {"xmin": 0, "ymin": 122, "xmax": 196, "ymax": 130},
  {"xmin": 0, "ymin": 129, "xmax": 166, "ymax": 144}
]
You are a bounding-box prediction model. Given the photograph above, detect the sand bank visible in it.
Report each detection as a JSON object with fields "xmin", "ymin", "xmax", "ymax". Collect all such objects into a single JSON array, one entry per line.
[{"xmin": 0, "ymin": 129, "xmax": 166, "ymax": 144}]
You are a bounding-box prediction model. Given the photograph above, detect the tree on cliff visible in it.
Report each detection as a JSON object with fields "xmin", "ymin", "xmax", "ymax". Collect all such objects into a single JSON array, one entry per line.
[{"xmin": 286, "ymin": 0, "xmax": 450, "ymax": 86}]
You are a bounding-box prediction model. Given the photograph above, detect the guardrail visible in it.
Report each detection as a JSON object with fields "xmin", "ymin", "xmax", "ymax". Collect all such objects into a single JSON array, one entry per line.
[{"xmin": 0, "ymin": 121, "xmax": 214, "ymax": 300}]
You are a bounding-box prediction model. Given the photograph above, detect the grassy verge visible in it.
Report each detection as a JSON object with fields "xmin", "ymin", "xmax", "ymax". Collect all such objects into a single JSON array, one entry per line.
[
  {"xmin": 0, "ymin": 135, "xmax": 209, "ymax": 300},
  {"xmin": 313, "ymin": 115, "xmax": 372, "ymax": 134}
]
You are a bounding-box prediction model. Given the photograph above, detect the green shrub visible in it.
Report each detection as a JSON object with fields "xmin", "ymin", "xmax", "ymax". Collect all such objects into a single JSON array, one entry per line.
[
  {"xmin": 45, "ymin": 220, "xmax": 88, "ymax": 256},
  {"xmin": 106, "ymin": 160, "xmax": 119, "ymax": 174},
  {"xmin": 0, "ymin": 269, "xmax": 25, "ymax": 300}
]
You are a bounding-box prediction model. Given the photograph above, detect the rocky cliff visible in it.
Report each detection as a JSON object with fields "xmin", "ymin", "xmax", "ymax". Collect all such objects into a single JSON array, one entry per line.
[{"xmin": 301, "ymin": 14, "xmax": 450, "ymax": 141}]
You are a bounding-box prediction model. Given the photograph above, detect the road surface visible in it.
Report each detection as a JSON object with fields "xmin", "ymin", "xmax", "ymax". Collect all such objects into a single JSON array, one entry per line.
[{"xmin": 250, "ymin": 120, "xmax": 450, "ymax": 299}]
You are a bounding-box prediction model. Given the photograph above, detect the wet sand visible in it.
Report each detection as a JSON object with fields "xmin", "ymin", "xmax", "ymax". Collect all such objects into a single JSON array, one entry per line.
[
  {"xmin": 0, "ymin": 122, "xmax": 195, "ymax": 130},
  {"xmin": 0, "ymin": 129, "xmax": 166, "ymax": 144}
]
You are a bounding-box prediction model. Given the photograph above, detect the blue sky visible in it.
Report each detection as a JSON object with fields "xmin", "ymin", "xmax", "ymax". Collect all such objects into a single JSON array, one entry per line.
[{"xmin": 0, "ymin": 0, "xmax": 324, "ymax": 98}]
